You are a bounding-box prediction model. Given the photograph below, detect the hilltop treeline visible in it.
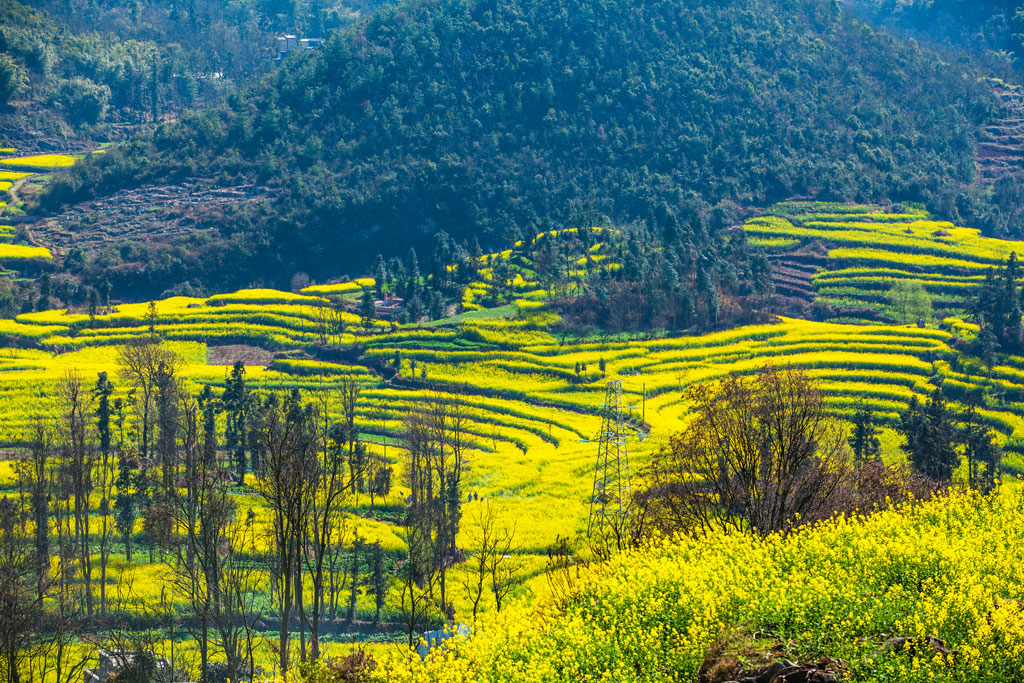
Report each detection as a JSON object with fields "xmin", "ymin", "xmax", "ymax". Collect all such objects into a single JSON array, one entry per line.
[
  {"xmin": 846, "ymin": 0, "xmax": 1024, "ymax": 79},
  {"xmin": 42, "ymin": 0, "xmax": 1006, "ymax": 298},
  {"xmin": 0, "ymin": 0, "xmax": 389, "ymax": 140}
]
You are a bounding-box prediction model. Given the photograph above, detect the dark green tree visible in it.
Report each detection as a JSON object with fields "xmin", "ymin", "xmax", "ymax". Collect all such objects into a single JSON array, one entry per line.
[
  {"xmin": 848, "ymin": 402, "xmax": 881, "ymax": 467},
  {"xmin": 0, "ymin": 54, "xmax": 27, "ymax": 107},
  {"xmin": 359, "ymin": 287, "xmax": 376, "ymax": 328},
  {"xmin": 374, "ymin": 253, "xmax": 388, "ymax": 298},
  {"xmin": 94, "ymin": 372, "xmax": 114, "ymax": 458},
  {"xmin": 223, "ymin": 362, "xmax": 250, "ymax": 483},
  {"xmin": 899, "ymin": 388, "xmax": 959, "ymax": 482},
  {"xmin": 961, "ymin": 403, "xmax": 1001, "ymax": 490}
]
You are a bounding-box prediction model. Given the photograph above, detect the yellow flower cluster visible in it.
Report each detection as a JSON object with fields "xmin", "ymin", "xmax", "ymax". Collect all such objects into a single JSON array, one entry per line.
[
  {"xmin": 378, "ymin": 487, "xmax": 1024, "ymax": 682},
  {"xmin": 0, "ymin": 153, "xmax": 78, "ymax": 168}
]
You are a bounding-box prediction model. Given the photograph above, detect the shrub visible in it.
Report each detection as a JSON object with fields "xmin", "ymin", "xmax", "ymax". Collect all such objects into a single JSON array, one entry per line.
[{"xmin": 57, "ymin": 77, "xmax": 111, "ymax": 126}]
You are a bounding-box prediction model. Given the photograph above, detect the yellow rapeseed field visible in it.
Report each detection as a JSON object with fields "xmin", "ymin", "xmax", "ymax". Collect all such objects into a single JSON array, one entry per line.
[{"xmin": 379, "ymin": 486, "xmax": 1024, "ymax": 683}]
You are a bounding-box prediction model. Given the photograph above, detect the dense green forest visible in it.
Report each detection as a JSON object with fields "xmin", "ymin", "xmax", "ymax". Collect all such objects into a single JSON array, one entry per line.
[
  {"xmin": 0, "ymin": 0, "xmax": 197, "ymax": 136},
  {"xmin": 0, "ymin": 0, "xmax": 389, "ymax": 144},
  {"xmin": 24, "ymin": 0, "xmax": 389, "ymax": 50},
  {"xmin": 847, "ymin": 0, "xmax": 1024, "ymax": 79},
  {"xmin": 38, "ymin": 0, "xmax": 1012, "ymax": 301}
]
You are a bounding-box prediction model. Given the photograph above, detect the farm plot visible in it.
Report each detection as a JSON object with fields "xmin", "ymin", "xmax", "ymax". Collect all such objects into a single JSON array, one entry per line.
[{"xmin": 745, "ymin": 203, "xmax": 1024, "ymax": 320}]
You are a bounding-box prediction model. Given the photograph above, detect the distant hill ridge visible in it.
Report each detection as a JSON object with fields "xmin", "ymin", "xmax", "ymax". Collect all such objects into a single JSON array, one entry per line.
[{"xmin": 41, "ymin": 0, "xmax": 1007, "ymax": 298}]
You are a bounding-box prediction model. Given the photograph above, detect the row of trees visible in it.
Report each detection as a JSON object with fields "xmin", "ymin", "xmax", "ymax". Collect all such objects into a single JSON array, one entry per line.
[
  {"xmin": 0, "ymin": 336, "xmax": 397, "ymax": 681},
  {"xmin": 0, "ymin": 334, "xmax": 530, "ymax": 681},
  {"xmin": 358, "ymin": 212, "xmax": 769, "ymax": 334},
  {"xmin": 971, "ymin": 253, "xmax": 1024, "ymax": 355}
]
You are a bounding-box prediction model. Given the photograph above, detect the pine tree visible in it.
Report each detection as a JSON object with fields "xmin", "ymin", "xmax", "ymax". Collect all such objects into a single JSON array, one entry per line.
[
  {"xmin": 223, "ymin": 361, "xmax": 250, "ymax": 483},
  {"xmin": 99, "ymin": 279, "xmax": 112, "ymax": 309},
  {"xmin": 114, "ymin": 465, "xmax": 138, "ymax": 562},
  {"xmin": 848, "ymin": 402, "xmax": 881, "ymax": 467},
  {"xmin": 900, "ymin": 388, "xmax": 959, "ymax": 482},
  {"xmin": 359, "ymin": 287, "xmax": 376, "ymax": 328},
  {"xmin": 94, "ymin": 372, "xmax": 113, "ymax": 458},
  {"xmin": 146, "ymin": 301, "xmax": 159, "ymax": 339},
  {"xmin": 374, "ymin": 253, "xmax": 388, "ymax": 298},
  {"xmin": 962, "ymin": 403, "xmax": 1001, "ymax": 490},
  {"xmin": 979, "ymin": 321, "xmax": 998, "ymax": 378}
]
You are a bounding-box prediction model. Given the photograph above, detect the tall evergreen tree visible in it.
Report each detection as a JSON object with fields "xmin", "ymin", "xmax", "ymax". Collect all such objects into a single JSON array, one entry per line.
[
  {"xmin": 899, "ymin": 388, "xmax": 959, "ymax": 482},
  {"xmin": 94, "ymin": 372, "xmax": 113, "ymax": 459},
  {"xmin": 359, "ymin": 287, "xmax": 377, "ymax": 328},
  {"xmin": 223, "ymin": 362, "xmax": 250, "ymax": 483},
  {"xmin": 848, "ymin": 402, "xmax": 881, "ymax": 467},
  {"xmin": 961, "ymin": 403, "xmax": 1001, "ymax": 490},
  {"xmin": 374, "ymin": 253, "xmax": 388, "ymax": 298}
]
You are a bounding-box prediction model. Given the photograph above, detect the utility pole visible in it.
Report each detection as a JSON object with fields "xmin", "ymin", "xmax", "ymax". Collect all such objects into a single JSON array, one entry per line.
[{"xmin": 586, "ymin": 380, "xmax": 634, "ymax": 558}]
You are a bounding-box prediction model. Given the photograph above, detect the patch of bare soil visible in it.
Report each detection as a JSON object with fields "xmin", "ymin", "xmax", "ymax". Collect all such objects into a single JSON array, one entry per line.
[{"xmin": 207, "ymin": 344, "xmax": 274, "ymax": 367}]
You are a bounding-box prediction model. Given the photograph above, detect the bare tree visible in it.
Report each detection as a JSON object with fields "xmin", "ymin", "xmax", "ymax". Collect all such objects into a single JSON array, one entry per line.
[
  {"xmin": 339, "ymin": 377, "xmax": 362, "ymax": 498},
  {"xmin": 487, "ymin": 521, "xmax": 520, "ymax": 614},
  {"xmin": 58, "ymin": 370, "xmax": 96, "ymax": 617},
  {"xmin": 638, "ymin": 365, "xmax": 850, "ymax": 538},
  {"xmin": 14, "ymin": 420, "xmax": 52, "ymax": 599},
  {"xmin": 403, "ymin": 394, "xmax": 472, "ymax": 620},
  {"xmin": 254, "ymin": 395, "xmax": 318, "ymax": 676},
  {"xmin": 460, "ymin": 502, "xmax": 520, "ymax": 620},
  {"xmin": 94, "ymin": 373, "xmax": 117, "ymax": 613},
  {"xmin": 94, "ymin": 571, "xmax": 167, "ymax": 683},
  {"xmin": 0, "ymin": 497, "xmax": 45, "ymax": 683},
  {"xmin": 398, "ymin": 521, "xmax": 440, "ymax": 649},
  {"xmin": 165, "ymin": 402, "xmax": 261, "ymax": 682},
  {"xmin": 304, "ymin": 384, "xmax": 354, "ymax": 662},
  {"xmin": 116, "ymin": 338, "xmax": 181, "ymax": 461}
]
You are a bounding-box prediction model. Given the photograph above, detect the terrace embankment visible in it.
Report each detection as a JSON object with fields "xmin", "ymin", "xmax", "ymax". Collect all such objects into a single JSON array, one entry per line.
[
  {"xmin": 32, "ymin": 180, "xmax": 273, "ymax": 253},
  {"xmin": 766, "ymin": 242, "xmax": 828, "ymax": 309},
  {"xmin": 977, "ymin": 80, "xmax": 1024, "ymax": 184}
]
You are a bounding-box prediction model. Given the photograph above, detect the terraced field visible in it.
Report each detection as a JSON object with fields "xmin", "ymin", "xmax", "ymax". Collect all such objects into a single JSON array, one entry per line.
[
  {"xmin": 745, "ymin": 202, "xmax": 1022, "ymax": 322},
  {"xmin": 0, "ymin": 150, "xmax": 83, "ymax": 268},
  {"xmin": 1, "ymin": 275, "xmax": 1023, "ymax": 487},
  {"xmin": 3, "ymin": 202, "xmax": 1024, "ymax": 668}
]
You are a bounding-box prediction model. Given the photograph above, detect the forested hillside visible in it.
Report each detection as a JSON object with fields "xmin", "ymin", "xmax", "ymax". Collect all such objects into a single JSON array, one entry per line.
[
  {"xmin": 0, "ymin": 0, "xmax": 388, "ymax": 150},
  {"xmin": 40, "ymin": 0, "xmax": 1007, "ymax": 299},
  {"xmin": 847, "ymin": 0, "xmax": 1024, "ymax": 79},
  {"xmin": 0, "ymin": 0, "xmax": 200, "ymax": 146}
]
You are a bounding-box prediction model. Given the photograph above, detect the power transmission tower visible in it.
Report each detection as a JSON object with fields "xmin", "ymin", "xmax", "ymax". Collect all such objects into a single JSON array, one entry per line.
[{"xmin": 587, "ymin": 379, "xmax": 633, "ymax": 556}]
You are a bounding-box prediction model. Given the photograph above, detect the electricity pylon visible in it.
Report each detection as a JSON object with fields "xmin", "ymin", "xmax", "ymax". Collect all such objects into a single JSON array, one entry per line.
[{"xmin": 586, "ymin": 379, "xmax": 634, "ymax": 557}]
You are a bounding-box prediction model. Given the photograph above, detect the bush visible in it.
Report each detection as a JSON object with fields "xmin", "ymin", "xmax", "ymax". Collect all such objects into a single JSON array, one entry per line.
[
  {"xmin": 0, "ymin": 54, "xmax": 27, "ymax": 106},
  {"xmin": 57, "ymin": 77, "xmax": 111, "ymax": 125},
  {"xmin": 296, "ymin": 651, "xmax": 377, "ymax": 683}
]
